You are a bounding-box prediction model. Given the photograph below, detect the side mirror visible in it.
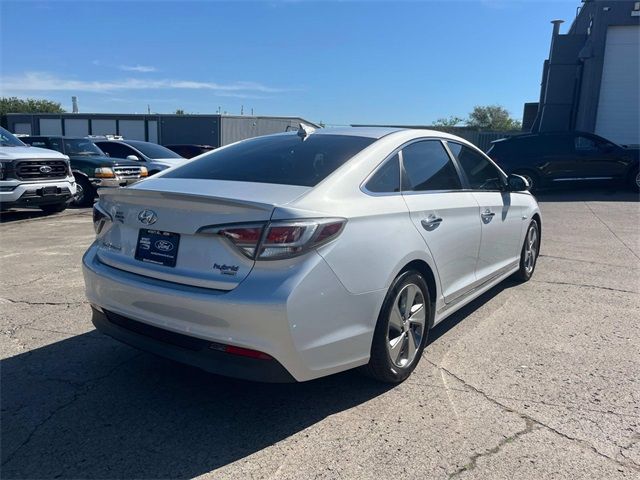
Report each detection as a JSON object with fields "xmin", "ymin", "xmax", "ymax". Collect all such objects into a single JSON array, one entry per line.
[
  {"xmin": 126, "ymin": 155, "xmax": 140, "ymax": 161},
  {"xmin": 507, "ymin": 174, "xmax": 530, "ymax": 192}
]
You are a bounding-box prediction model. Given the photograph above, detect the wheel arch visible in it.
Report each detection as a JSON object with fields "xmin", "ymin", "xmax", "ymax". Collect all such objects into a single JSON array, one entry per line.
[{"xmin": 71, "ymin": 169, "xmax": 90, "ymax": 180}]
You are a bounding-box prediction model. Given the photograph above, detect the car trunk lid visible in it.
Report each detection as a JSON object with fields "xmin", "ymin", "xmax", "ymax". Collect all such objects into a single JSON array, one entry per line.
[{"xmin": 95, "ymin": 179, "xmax": 310, "ymax": 290}]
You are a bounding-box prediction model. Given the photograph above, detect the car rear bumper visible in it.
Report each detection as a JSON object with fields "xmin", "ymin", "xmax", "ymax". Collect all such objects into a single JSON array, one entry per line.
[
  {"xmin": 91, "ymin": 306, "xmax": 296, "ymax": 382},
  {"xmin": 82, "ymin": 243, "xmax": 385, "ymax": 382}
]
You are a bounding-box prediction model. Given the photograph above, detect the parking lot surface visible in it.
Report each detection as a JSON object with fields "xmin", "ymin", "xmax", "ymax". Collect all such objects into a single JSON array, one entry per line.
[{"xmin": 1, "ymin": 189, "xmax": 639, "ymax": 479}]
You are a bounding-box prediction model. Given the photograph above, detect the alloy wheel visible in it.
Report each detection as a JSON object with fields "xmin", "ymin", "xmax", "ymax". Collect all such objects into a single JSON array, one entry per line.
[
  {"xmin": 524, "ymin": 224, "xmax": 538, "ymax": 274},
  {"xmin": 386, "ymin": 283, "xmax": 426, "ymax": 368}
]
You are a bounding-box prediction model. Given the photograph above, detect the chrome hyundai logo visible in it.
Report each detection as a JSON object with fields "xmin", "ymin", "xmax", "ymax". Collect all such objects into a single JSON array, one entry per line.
[
  {"xmin": 39, "ymin": 165, "xmax": 53, "ymax": 173},
  {"xmin": 138, "ymin": 209, "xmax": 157, "ymax": 225}
]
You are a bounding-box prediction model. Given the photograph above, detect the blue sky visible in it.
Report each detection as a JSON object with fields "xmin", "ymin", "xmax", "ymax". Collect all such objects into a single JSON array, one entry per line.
[{"xmin": 1, "ymin": 0, "xmax": 578, "ymax": 125}]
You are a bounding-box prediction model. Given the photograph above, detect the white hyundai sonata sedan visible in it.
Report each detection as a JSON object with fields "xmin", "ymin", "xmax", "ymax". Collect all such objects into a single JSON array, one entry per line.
[{"xmin": 83, "ymin": 127, "xmax": 541, "ymax": 383}]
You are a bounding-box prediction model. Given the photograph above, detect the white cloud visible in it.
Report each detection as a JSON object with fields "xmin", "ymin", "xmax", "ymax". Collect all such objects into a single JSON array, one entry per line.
[
  {"xmin": 119, "ymin": 64, "xmax": 158, "ymax": 73},
  {"xmin": 1, "ymin": 72, "xmax": 289, "ymax": 96}
]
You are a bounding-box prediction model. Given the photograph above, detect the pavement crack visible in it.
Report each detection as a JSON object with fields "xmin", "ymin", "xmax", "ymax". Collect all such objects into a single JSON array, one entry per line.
[
  {"xmin": 0, "ymin": 353, "xmax": 141, "ymax": 467},
  {"xmin": 531, "ymin": 280, "xmax": 638, "ymax": 295},
  {"xmin": 425, "ymin": 359, "xmax": 640, "ymax": 473},
  {"xmin": 0, "ymin": 297, "xmax": 87, "ymax": 307},
  {"xmin": 584, "ymin": 202, "xmax": 640, "ymax": 261},
  {"xmin": 449, "ymin": 418, "xmax": 539, "ymax": 478}
]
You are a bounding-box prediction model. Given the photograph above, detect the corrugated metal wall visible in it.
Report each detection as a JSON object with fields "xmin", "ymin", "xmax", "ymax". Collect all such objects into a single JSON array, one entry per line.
[{"xmin": 220, "ymin": 117, "xmax": 316, "ymax": 145}]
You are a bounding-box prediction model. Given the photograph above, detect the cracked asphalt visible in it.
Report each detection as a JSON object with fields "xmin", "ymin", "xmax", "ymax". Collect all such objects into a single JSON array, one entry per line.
[{"xmin": 1, "ymin": 188, "xmax": 639, "ymax": 479}]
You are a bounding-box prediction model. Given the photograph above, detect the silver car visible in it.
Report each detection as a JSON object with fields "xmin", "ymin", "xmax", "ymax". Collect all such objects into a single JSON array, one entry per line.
[{"xmin": 83, "ymin": 127, "xmax": 541, "ymax": 383}]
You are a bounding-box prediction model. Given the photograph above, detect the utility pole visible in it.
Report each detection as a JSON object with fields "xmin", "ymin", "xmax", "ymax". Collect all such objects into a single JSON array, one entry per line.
[
  {"xmin": 241, "ymin": 105, "xmax": 244, "ymax": 115},
  {"xmin": 147, "ymin": 104, "xmax": 151, "ymax": 114}
]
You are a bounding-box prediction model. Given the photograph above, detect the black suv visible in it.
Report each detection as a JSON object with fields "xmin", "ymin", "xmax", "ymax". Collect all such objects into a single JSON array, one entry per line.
[{"xmin": 487, "ymin": 131, "xmax": 639, "ymax": 192}]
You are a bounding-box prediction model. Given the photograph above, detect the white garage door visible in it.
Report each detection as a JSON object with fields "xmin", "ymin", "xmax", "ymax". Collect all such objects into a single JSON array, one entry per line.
[{"xmin": 595, "ymin": 25, "xmax": 640, "ymax": 145}]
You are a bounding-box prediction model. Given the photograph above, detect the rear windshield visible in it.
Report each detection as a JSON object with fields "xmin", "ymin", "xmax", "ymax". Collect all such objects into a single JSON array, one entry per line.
[{"xmin": 164, "ymin": 134, "xmax": 376, "ymax": 187}]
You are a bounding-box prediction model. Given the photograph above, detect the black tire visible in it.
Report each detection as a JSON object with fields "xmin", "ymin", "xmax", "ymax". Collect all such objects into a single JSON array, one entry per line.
[
  {"xmin": 40, "ymin": 203, "xmax": 67, "ymax": 214},
  {"xmin": 513, "ymin": 170, "xmax": 540, "ymax": 192},
  {"xmin": 512, "ymin": 220, "xmax": 540, "ymax": 282},
  {"xmin": 361, "ymin": 270, "xmax": 431, "ymax": 383},
  {"xmin": 628, "ymin": 167, "xmax": 639, "ymax": 193},
  {"xmin": 72, "ymin": 174, "xmax": 95, "ymax": 207}
]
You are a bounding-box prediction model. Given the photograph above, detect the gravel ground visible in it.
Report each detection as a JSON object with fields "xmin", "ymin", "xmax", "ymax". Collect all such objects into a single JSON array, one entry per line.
[{"xmin": 1, "ymin": 188, "xmax": 639, "ymax": 479}]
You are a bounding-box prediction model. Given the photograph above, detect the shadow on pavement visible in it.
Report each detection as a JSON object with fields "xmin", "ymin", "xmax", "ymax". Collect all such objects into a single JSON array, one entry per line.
[
  {"xmin": 0, "ymin": 206, "xmax": 88, "ymax": 224},
  {"xmin": 1, "ymin": 275, "xmax": 521, "ymax": 479},
  {"xmin": 1, "ymin": 330, "xmax": 393, "ymax": 479},
  {"xmin": 428, "ymin": 279, "xmax": 517, "ymax": 346}
]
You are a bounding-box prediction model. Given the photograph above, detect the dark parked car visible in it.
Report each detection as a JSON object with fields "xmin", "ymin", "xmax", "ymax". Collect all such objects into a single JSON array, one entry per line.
[
  {"xmin": 163, "ymin": 144, "xmax": 216, "ymax": 159},
  {"xmin": 487, "ymin": 131, "xmax": 639, "ymax": 192},
  {"xmin": 20, "ymin": 136, "xmax": 147, "ymax": 206}
]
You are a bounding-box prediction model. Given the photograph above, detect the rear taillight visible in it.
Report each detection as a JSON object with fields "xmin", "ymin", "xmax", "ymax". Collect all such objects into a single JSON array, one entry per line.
[
  {"xmin": 259, "ymin": 220, "xmax": 345, "ymax": 260},
  {"xmin": 202, "ymin": 218, "xmax": 346, "ymax": 261},
  {"xmin": 215, "ymin": 225, "xmax": 264, "ymax": 258}
]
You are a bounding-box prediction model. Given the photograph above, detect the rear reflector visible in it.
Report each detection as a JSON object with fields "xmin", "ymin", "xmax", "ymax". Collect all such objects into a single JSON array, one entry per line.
[{"xmin": 209, "ymin": 341, "xmax": 273, "ymax": 360}]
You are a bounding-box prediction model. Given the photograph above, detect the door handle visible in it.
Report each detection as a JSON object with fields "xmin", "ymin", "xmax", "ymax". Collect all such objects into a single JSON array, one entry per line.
[
  {"xmin": 421, "ymin": 215, "xmax": 443, "ymax": 229},
  {"xmin": 481, "ymin": 209, "xmax": 495, "ymax": 218}
]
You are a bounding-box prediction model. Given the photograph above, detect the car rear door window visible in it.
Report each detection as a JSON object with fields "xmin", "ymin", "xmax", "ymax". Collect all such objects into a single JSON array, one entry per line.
[
  {"xmin": 365, "ymin": 154, "xmax": 400, "ymax": 193},
  {"xmin": 401, "ymin": 140, "xmax": 462, "ymax": 191},
  {"xmin": 164, "ymin": 134, "xmax": 375, "ymax": 187},
  {"xmin": 448, "ymin": 142, "xmax": 505, "ymax": 190}
]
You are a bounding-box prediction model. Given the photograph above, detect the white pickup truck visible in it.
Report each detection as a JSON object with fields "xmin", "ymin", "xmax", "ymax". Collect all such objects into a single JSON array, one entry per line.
[{"xmin": 0, "ymin": 127, "xmax": 76, "ymax": 214}]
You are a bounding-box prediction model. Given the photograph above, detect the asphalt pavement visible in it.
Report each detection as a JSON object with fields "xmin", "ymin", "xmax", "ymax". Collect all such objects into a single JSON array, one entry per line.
[{"xmin": 1, "ymin": 188, "xmax": 638, "ymax": 479}]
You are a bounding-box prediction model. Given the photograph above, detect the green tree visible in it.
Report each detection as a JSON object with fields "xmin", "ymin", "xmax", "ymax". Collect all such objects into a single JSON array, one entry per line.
[
  {"xmin": 174, "ymin": 109, "xmax": 185, "ymax": 115},
  {"xmin": 432, "ymin": 116, "xmax": 465, "ymax": 128},
  {"xmin": 466, "ymin": 105, "xmax": 521, "ymax": 131},
  {"xmin": 1, "ymin": 97, "xmax": 66, "ymax": 128}
]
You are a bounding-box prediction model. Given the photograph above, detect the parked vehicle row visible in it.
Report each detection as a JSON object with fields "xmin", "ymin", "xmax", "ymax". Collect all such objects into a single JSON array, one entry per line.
[
  {"xmin": 0, "ymin": 127, "xmax": 76, "ymax": 214},
  {"xmin": 84, "ymin": 127, "xmax": 541, "ymax": 384},
  {"xmin": 20, "ymin": 136, "xmax": 148, "ymax": 207},
  {"xmin": 488, "ymin": 131, "xmax": 640, "ymax": 192}
]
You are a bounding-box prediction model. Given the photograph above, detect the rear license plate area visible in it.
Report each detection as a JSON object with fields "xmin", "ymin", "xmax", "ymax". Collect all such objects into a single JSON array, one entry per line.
[{"xmin": 135, "ymin": 229, "xmax": 180, "ymax": 267}]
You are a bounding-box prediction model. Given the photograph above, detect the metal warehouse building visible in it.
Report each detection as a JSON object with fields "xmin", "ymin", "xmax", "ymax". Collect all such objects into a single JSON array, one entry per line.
[
  {"xmin": 6, "ymin": 113, "xmax": 319, "ymax": 147},
  {"xmin": 531, "ymin": 0, "xmax": 640, "ymax": 145}
]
